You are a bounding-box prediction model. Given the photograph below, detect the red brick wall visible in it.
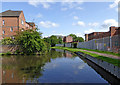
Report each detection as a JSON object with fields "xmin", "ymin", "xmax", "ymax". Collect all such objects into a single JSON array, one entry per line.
[
  {"xmin": 86, "ymin": 26, "xmax": 119, "ymax": 41},
  {"xmin": 18, "ymin": 11, "xmax": 26, "ymax": 31},
  {"xmin": 0, "ymin": 11, "xmax": 36, "ymax": 40},
  {"xmin": 63, "ymin": 36, "xmax": 73, "ymax": 43},
  {"xmin": 0, "ymin": 17, "xmax": 19, "ymax": 39}
]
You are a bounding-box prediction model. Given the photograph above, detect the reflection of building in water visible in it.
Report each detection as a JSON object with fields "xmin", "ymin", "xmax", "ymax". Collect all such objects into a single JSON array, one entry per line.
[
  {"xmin": 2, "ymin": 69, "xmax": 26, "ymax": 83},
  {"xmin": 64, "ymin": 51, "xmax": 73, "ymax": 58}
]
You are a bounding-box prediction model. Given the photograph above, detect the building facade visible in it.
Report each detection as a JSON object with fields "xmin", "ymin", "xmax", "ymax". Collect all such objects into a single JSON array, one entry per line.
[
  {"xmin": 63, "ymin": 35, "xmax": 73, "ymax": 43},
  {"xmin": 0, "ymin": 10, "xmax": 36, "ymax": 40},
  {"xmin": 84, "ymin": 26, "xmax": 120, "ymax": 53},
  {"xmin": 85, "ymin": 26, "xmax": 119, "ymax": 41}
]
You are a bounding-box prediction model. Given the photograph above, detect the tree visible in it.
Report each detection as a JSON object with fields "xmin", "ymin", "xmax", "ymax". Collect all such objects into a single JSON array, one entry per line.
[
  {"xmin": 43, "ymin": 38, "xmax": 51, "ymax": 44},
  {"xmin": 76, "ymin": 37, "xmax": 84, "ymax": 42},
  {"xmin": 69, "ymin": 34, "xmax": 77, "ymax": 41},
  {"xmin": 50, "ymin": 35, "xmax": 59, "ymax": 47},
  {"xmin": 1, "ymin": 37, "xmax": 15, "ymax": 45},
  {"xmin": 58, "ymin": 37, "xmax": 63, "ymax": 44},
  {"xmin": 15, "ymin": 29, "xmax": 47, "ymax": 54}
]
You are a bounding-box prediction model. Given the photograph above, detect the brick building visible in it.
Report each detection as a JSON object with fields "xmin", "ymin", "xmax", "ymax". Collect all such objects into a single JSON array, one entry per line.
[
  {"xmin": 63, "ymin": 35, "xmax": 73, "ymax": 43},
  {"xmin": 85, "ymin": 26, "xmax": 119, "ymax": 41},
  {"xmin": 84, "ymin": 26, "xmax": 120, "ymax": 53},
  {"xmin": 0, "ymin": 10, "xmax": 36, "ymax": 40}
]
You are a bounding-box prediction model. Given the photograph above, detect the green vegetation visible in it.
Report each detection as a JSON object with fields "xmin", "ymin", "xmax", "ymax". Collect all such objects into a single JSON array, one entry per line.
[
  {"xmin": 43, "ymin": 35, "xmax": 63, "ymax": 47},
  {"xmin": 1, "ymin": 29, "xmax": 49, "ymax": 55},
  {"xmin": 15, "ymin": 30, "xmax": 47, "ymax": 54},
  {"xmin": 0, "ymin": 51, "xmax": 12, "ymax": 56},
  {"xmin": 69, "ymin": 34, "xmax": 84, "ymax": 42},
  {"xmin": 52, "ymin": 47, "xmax": 120, "ymax": 67},
  {"xmin": 1, "ymin": 37, "xmax": 15, "ymax": 45},
  {"xmin": 79, "ymin": 48, "xmax": 120, "ymax": 57}
]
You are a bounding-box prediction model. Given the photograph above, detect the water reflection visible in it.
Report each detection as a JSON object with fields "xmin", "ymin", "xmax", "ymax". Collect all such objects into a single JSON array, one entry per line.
[
  {"xmin": 1, "ymin": 49, "xmax": 120, "ymax": 84},
  {"xmin": 2, "ymin": 49, "xmax": 75, "ymax": 83}
]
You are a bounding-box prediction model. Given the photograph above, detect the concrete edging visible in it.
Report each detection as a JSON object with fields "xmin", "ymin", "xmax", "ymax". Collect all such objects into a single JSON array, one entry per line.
[{"xmin": 76, "ymin": 51, "xmax": 120, "ymax": 79}]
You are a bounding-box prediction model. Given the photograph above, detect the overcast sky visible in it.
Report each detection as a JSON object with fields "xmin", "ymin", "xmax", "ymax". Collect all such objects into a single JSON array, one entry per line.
[{"xmin": 1, "ymin": 0, "xmax": 118, "ymax": 38}]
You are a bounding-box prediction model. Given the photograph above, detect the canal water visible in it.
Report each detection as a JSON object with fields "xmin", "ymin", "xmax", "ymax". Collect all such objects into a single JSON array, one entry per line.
[{"xmin": 1, "ymin": 49, "xmax": 120, "ymax": 84}]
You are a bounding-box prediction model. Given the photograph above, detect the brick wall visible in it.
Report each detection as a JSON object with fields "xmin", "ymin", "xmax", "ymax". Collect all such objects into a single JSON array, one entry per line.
[
  {"xmin": 0, "ymin": 10, "xmax": 36, "ymax": 40},
  {"xmin": 63, "ymin": 36, "xmax": 73, "ymax": 43},
  {"xmin": 0, "ymin": 17, "xmax": 19, "ymax": 39},
  {"xmin": 85, "ymin": 26, "xmax": 119, "ymax": 41}
]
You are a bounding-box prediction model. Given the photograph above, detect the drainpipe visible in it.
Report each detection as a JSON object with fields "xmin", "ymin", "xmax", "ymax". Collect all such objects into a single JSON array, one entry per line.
[{"xmin": 110, "ymin": 36, "xmax": 112, "ymax": 52}]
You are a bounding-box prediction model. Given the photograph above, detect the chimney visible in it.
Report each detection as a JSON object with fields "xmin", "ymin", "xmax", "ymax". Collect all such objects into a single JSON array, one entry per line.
[
  {"xmin": 85, "ymin": 34, "xmax": 88, "ymax": 41},
  {"xmin": 109, "ymin": 26, "xmax": 117, "ymax": 37}
]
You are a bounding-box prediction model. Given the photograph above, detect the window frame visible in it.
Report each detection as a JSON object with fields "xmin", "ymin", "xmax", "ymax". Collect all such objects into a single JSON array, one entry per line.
[
  {"xmin": 3, "ymin": 20, "xmax": 5, "ymax": 25},
  {"xmin": 3, "ymin": 30, "xmax": 5, "ymax": 34},
  {"xmin": 10, "ymin": 27, "xmax": 13, "ymax": 32}
]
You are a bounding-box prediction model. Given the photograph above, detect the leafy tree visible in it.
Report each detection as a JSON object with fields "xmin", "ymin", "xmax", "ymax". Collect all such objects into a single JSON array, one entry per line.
[
  {"xmin": 15, "ymin": 30, "xmax": 47, "ymax": 54},
  {"xmin": 50, "ymin": 35, "xmax": 59, "ymax": 47},
  {"xmin": 1, "ymin": 37, "xmax": 15, "ymax": 45},
  {"xmin": 58, "ymin": 37, "xmax": 63, "ymax": 44},
  {"xmin": 43, "ymin": 38, "xmax": 51, "ymax": 44},
  {"xmin": 69, "ymin": 34, "xmax": 77, "ymax": 41},
  {"xmin": 76, "ymin": 37, "xmax": 84, "ymax": 42}
]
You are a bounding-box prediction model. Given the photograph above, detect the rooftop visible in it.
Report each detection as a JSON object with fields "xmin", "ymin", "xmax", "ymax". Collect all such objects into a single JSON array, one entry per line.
[{"xmin": 0, "ymin": 10, "xmax": 22, "ymax": 17}]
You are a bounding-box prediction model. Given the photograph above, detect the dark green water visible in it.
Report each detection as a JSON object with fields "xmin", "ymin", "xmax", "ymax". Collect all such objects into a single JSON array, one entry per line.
[{"xmin": 1, "ymin": 49, "xmax": 120, "ymax": 84}]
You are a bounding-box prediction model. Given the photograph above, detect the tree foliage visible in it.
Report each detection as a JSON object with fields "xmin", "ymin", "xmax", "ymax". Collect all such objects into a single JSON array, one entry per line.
[
  {"xmin": 69, "ymin": 34, "xmax": 84, "ymax": 42},
  {"xmin": 76, "ymin": 37, "xmax": 84, "ymax": 42},
  {"xmin": 50, "ymin": 35, "xmax": 59, "ymax": 47},
  {"xmin": 58, "ymin": 37, "xmax": 63, "ymax": 44},
  {"xmin": 43, "ymin": 35, "xmax": 63, "ymax": 47},
  {"xmin": 15, "ymin": 30, "xmax": 47, "ymax": 54},
  {"xmin": 1, "ymin": 37, "xmax": 15, "ymax": 45}
]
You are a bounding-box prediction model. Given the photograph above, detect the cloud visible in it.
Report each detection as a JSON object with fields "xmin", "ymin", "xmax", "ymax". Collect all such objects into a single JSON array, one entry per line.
[
  {"xmin": 84, "ymin": 29, "xmax": 95, "ymax": 34},
  {"xmin": 40, "ymin": 2, "xmax": 50, "ymax": 8},
  {"xmin": 72, "ymin": 21, "xmax": 85, "ymax": 26},
  {"xmin": 39, "ymin": 21, "xmax": 59, "ymax": 28},
  {"xmin": 75, "ymin": 33, "xmax": 84, "ymax": 39},
  {"xmin": 36, "ymin": 13, "xmax": 43, "ymax": 18},
  {"xmin": 61, "ymin": 8, "xmax": 68, "ymax": 11},
  {"xmin": 109, "ymin": 0, "xmax": 119, "ymax": 8},
  {"xmin": 73, "ymin": 16, "xmax": 79, "ymax": 20},
  {"xmin": 28, "ymin": 0, "xmax": 40, "ymax": 7},
  {"xmin": 52, "ymin": 30, "xmax": 56, "ymax": 33},
  {"xmin": 76, "ymin": 7, "xmax": 83, "ymax": 10},
  {"xmin": 28, "ymin": 0, "xmax": 51, "ymax": 8},
  {"xmin": 100, "ymin": 19, "xmax": 118, "ymax": 31},
  {"xmin": 101, "ymin": 19, "xmax": 118, "ymax": 28},
  {"xmin": 88, "ymin": 22, "xmax": 99, "ymax": 27},
  {"xmin": 61, "ymin": 1, "xmax": 83, "ymax": 11}
]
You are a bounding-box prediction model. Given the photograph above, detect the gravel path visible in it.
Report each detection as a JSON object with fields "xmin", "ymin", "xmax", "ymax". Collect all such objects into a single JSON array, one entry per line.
[{"xmin": 79, "ymin": 49, "xmax": 120, "ymax": 60}]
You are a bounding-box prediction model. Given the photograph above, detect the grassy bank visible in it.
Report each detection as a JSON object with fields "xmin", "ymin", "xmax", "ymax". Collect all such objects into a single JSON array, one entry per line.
[
  {"xmin": 52, "ymin": 47, "xmax": 120, "ymax": 67},
  {"xmin": 80, "ymin": 48, "xmax": 120, "ymax": 57}
]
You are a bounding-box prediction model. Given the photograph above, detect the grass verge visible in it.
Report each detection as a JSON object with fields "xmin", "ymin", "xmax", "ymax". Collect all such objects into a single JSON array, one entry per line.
[
  {"xmin": 80, "ymin": 48, "xmax": 120, "ymax": 57},
  {"xmin": 52, "ymin": 47, "xmax": 120, "ymax": 67}
]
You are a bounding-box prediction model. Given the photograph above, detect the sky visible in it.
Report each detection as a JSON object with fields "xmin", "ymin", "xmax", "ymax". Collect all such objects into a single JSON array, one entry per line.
[{"xmin": 1, "ymin": 0, "xmax": 119, "ymax": 39}]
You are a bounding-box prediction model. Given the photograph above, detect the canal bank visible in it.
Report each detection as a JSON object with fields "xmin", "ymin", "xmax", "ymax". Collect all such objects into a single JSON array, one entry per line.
[{"xmin": 52, "ymin": 47, "xmax": 120, "ymax": 79}]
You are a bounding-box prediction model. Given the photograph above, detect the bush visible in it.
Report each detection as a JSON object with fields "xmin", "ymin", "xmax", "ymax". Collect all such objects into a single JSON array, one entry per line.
[
  {"xmin": 1, "ymin": 37, "xmax": 15, "ymax": 45},
  {"xmin": 5, "ymin": 51, "xmax": 12, "ymax": 55},
  {"xmin": 15, "ymin": 30, "xmax": 47, "ymax": 54}
]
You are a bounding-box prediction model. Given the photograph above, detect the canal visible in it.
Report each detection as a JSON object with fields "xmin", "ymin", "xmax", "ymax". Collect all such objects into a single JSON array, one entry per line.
[{"xmin": 1, "ymin": 49, "xmax": 120, "ymax": 84}]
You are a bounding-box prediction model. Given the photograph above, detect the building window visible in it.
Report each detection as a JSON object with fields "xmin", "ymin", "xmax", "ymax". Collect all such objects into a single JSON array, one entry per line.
[
  {"xmin": 21, "ymin": 20, "xmax": 24, "ymax": 25},
  {"xmin": 10, "ymin": 27, "xmax": 13, "ymax": 32},
  {"xmin": 21, "ymin": 28, "xmax": 24, "ymax": 31},
  {"xmin": 3, "ymin": 20, "xmax": 5, "ymax": 25},
  {"xmin": 3, "ymin": 30, "xmax": 5, "ymax": 34}
]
